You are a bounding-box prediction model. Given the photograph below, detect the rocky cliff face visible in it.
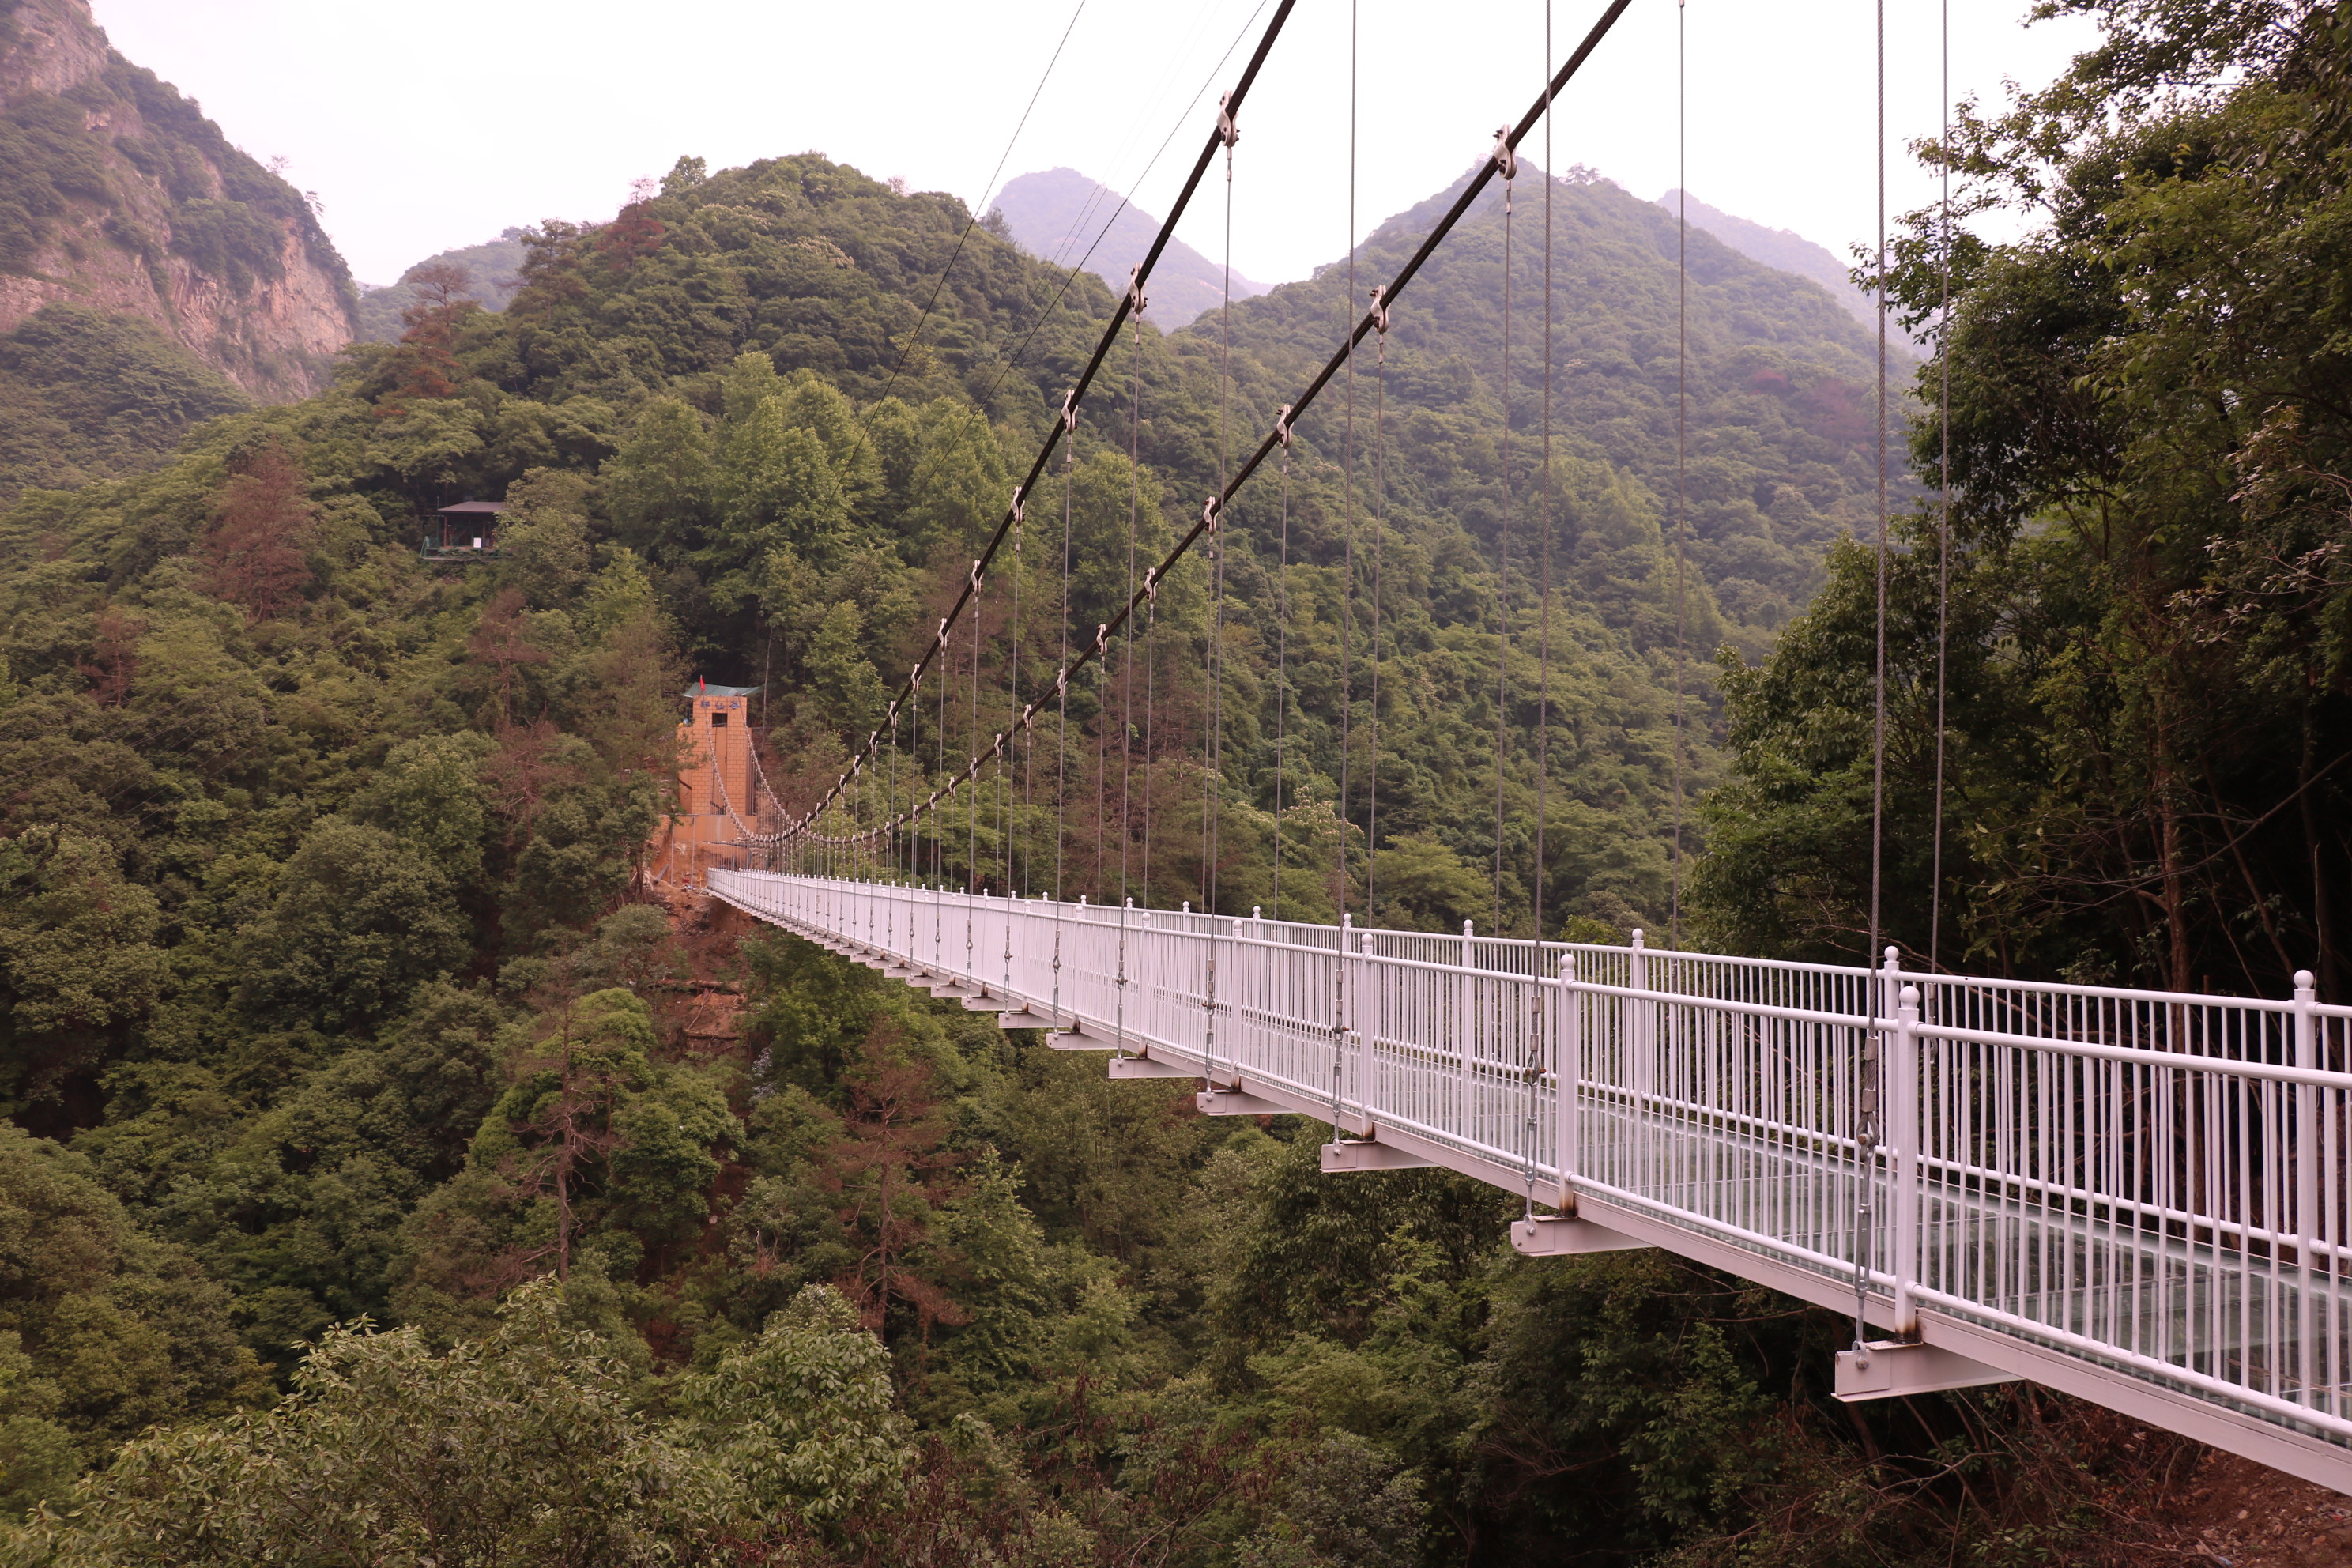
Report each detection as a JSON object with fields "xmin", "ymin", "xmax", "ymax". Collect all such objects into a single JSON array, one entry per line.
[{"xmin": 0, "ymin": 0, "xmax": 356, "ymax": 400}]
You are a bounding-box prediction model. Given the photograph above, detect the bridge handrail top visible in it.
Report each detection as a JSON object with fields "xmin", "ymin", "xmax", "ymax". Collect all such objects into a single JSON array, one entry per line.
[{"xmin": 727, "ymin": 871, "xmax": 2328, "ymax": 1014}]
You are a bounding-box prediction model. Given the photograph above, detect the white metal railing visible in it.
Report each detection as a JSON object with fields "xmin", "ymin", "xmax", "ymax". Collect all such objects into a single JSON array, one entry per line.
[{"xmin": 709, "ymin": 869, "xmax": 2352, "ymax": 1463}]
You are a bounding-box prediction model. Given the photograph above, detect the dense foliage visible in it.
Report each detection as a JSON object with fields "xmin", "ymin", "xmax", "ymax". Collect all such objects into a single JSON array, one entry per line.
[
  {"xmin": 1691, "ymin": 0, "xmax": 2352, "ymax": 996},
  {"xmin": 0, "ymin": 307, "xmax": 248, "ymax": 507},
  {"xmin": 354, "ymin": 228, "xmax": 531, "ymax": 343}
]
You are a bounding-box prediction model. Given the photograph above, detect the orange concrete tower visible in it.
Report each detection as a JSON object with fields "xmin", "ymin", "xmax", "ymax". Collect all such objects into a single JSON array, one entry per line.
[{"xmin": 646, "ymin": 681, "xmax": 761, "ymax": 888}]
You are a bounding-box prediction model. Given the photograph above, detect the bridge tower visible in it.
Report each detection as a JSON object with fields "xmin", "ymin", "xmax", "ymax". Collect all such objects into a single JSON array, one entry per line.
[{"xmin": 646, "ymin": 680, "xmax": 760, "ymax": 888}]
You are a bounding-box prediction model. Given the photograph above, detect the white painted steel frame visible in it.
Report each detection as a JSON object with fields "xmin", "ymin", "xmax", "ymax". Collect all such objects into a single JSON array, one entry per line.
[{"xmin": 710, "ymin": 869, "xmax": 2352, "ymax": 1494}]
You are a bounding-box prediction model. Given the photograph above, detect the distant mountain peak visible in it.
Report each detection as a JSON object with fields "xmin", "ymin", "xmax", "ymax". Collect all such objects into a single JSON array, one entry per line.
[
  {"xmin": 992, "ymin": 168, "xmax": 1268, "ymax": 330},
  {"xmin": 1656, "ymin": 190, "xmax": 1878, "ymax": 334}
]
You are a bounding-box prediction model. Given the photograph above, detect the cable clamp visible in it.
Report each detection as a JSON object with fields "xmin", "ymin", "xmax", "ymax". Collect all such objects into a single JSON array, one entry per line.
[
  {"xmin": 1368, "ymin": 285, "xmax": 1391, "ymax": 335},
  {"xmin": 1274, "ymin": 404, "xmax": 1295, "ymax": 448},
  {"xmin": 1203, "ymin": 496, "xmax": 1222, "ymax": 535},
  {"xmin": 1095, "ymin": 623, "xmax": 1110, "ymax": 656},
  {"xmin": 1142, "ymin": 566, "xmax": 1159, "ymax": 604},
  {"xmin": 991, "ymin": 733, "xmax": 1006, "ymax": 759},
  {"xmin": 1010, "ymin": 487, "xmax": 1024, "ymax": 527},
  {"xmin": 937, "ymin": 619, "xmax": 952, "ymax": 650},
  {"xmin": 1492, "ymin": 126, "xmax": 1518, "ymax": 182},
  {"xmin": 969, "ymin": 559, "xmax": 984, "ymax": 590},
  {"xmin": 1128, "ymin": 265, "xmax": 1148, "ymax": 316},
  {"xmin": 1055, "ymin": 668, "xmax": 1069, "ymax": 698},
  {"xmin": 1020, "ymin": 702, "xmax": 1037, "ymax": 727},
  {"xmin": 1061, "ymin": 389, "xmax": 1080, "ymax": 433},
  {"xmin": 1216, "ymin": 92, "xmax": 1238, "ymax": 149},
  {"xmin": 910, "ymin": 665, "xmax": 923, "ymax": 692}
]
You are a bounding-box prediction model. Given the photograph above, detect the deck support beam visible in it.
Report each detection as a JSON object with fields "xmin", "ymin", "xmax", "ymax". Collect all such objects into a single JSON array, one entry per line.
[
  {"xmin": 1321, "ymin": 1138, "xmax": 1437, "ymax": 1172},
  {"xmin": 1510, "ymin": 1215, "xmax": 1651, "ymax": 1256},
  {"xmin": 1834, "ymin": 1340, "xmax": 2019, "ymax": 1401}
]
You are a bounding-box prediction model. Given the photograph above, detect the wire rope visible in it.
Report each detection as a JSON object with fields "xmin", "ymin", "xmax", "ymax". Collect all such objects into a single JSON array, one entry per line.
[
  {"xmin": 1337, "ymin": 0, "xmax": 1359, "ymax": 925},
  {"xmin": 1671, "ymin": 0, "xmax": 1689, "ymax": 949},
  {"xmin": 782, "ymin": 0, "xmax": 1636, "ymax": 865},
  {"xmin": 1856, "ymin": 0, "xmax": 1891, "ymax": 1363},
  {"xmin": 1526, "ymin": 0, "xmax": 1558, "ymax": 1223},
  {"xmin": 1366, "ymin": 292, "xmax": 1387, "ymax": 922},
  {"xmin": 1495, "ymin": 123, "xmax": 1518, "ymax": 935},
  {"xmin": 871, "ymin": 0, "xmax": 1092, "ymax": 413},
  {"xmin": 1536, "ymin": 0, "xmax": 1555, "ymax": 948},
  {"xmin": 1121, "ymin": 296, "xmax": 1143, "ymax": 918},
  {"xmin": 1930, "ymin": 0, "xmax": 1952, "ymax": 974},
  {"xmin": 1271, "ymin": 404, "xmax": 1295, "ymax": 922},
  {"xmin": 771, "ymin": 0, "xmax": 1298, "ymax": 852}
]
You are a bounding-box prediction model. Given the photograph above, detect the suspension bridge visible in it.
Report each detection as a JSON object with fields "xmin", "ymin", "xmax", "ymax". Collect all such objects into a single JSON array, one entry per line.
[{"xmin": 662, "ymin": 0, "xmax": 2352, "ymax": 1498}]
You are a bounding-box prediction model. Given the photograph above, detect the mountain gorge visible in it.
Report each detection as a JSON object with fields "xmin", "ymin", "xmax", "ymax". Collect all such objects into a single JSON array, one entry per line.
[{"xmin": 2, "ymin": 0, "xmax": 2335, "ymax": 1548}]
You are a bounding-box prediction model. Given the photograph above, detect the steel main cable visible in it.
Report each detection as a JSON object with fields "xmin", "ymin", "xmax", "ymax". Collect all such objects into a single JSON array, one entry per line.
[
  {"xmin": 776, "ymin": 0, "xmax": 1638, "ymax": 853},
  {"xmin": 764, "ymin": 0, "xmax": 1301, "ymax": 850}
]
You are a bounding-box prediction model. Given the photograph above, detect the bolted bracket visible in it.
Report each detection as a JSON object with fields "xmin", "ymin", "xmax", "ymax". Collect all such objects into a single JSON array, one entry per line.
[
  {"xmin": 1107, "ymin": 1054, "xmax": 1195, "ymax": 1081},
  {"xmin": 1321, "ymin": 1139, "xmax": 1436, "ymax": 1173},
  {"xmin": 1510, "ymin": 1215, "xmax": 1651, "ymax": 1256},
  {"xmin": 1834, "ymin": 1340, "xmax": 2019, "ymax": 1401},
  {"xmin": 1198, "ymin": 1086, "xmax": 1287, "ymax": 1116},
  {"xmin": 995, "ymin": 1007, "xmax": 1075, "ymax": 1032}
]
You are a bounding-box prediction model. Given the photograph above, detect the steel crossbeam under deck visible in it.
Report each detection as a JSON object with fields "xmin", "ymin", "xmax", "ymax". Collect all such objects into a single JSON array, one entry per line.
[{"xmin": 710, "ymin": 869, "xmax": 2352, "ymax": 1494}]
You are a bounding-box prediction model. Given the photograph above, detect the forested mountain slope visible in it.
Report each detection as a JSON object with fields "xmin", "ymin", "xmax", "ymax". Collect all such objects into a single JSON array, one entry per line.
[
  {"xmin": 355, "ymin": 228, "xmax": 530, "ymax": 341},
  {"xmin": 1657, "ymin": 188, "xmax": 1879, "ymax": 333},
  {"xmin": 1688, "ymin": 0, "xmax": 2352, "ymax": 997},
  {"xmin": 0, "ymin": 38, "xmax": 2283, "ymax": 1550}
]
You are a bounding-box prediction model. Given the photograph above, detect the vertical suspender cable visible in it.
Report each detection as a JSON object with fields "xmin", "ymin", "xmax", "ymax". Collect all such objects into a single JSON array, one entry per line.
[
  {"xmin": 1526, "ymin": 0, "xmax": 1557, "ymax": 1218},
  {"xmin": 1272, "ymin": 407, "xmax": 1294, "ymax": 923},
  {"xmin": 1930, "ymin": 0, "xmax": 1951, "ymax": 974},
  {"xmin": 1367, "ymin": 299, "xmax": 1387, "ymax": 921},
  {"xmin": 1015, "ymin": 489, "xmax": 1030, "ymax": 895},
  {"xmin": 1337, "ymin": 0, "xmax": 1359, "ymax": 923},
  {"xmin": 1857, "ymin": 0, "xmax": 1892, "ymax": 1359},
  {"xmin": 1122, "ymin": 297, "xmax": 1143, "ymax": 914},
  {"xmin": 1495, "ymin": 126, "xmax": 1517, "ymax": 934},
  {"xmin": 1536, "ymin": 0, "xmax": 1554, "ymax": 948},
  {"xmin": 1868, "ymin": 0, "xmax": 1890, "ymax": 962},
  {"xmin": 1671, "ymin": 0, "xmax": 1688, "ymax": 948}
]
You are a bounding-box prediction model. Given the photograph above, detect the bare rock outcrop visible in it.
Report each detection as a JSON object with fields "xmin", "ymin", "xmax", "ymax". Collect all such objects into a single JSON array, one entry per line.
[{"xmin": 0, "ymin": 0, "xmax": 356, "ymax": 399}]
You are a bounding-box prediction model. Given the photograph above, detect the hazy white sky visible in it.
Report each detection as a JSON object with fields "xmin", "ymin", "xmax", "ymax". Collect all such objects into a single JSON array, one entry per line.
[{"xmin": 90, "ymin": 0, "xmax": 2101, "ymax": 290}]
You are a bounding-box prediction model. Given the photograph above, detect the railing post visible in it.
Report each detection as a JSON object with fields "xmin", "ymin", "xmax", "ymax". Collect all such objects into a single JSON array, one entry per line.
[
  {"xmin": 1891, "ymin": 979, "xmax": 1920, "ymax": 1337},
  {"xmin": 1629, "ymin": 928, "xmax": 1649, "ymax": 1107},
  {"xmin": 1459, "ymin": 919, "xmax": 1475, "ymax": 1140},
  {"xmin": 1333, "ymin": 911, "xmax": 1353, "ymax": 1132},
  {"xmin": 1555, "ymin": 951, "xmax": 1579, "ymax": 1208},
  {"xmin": 2296, "ymin": 967, "xmax": 2321, "ymax": 1407}
]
